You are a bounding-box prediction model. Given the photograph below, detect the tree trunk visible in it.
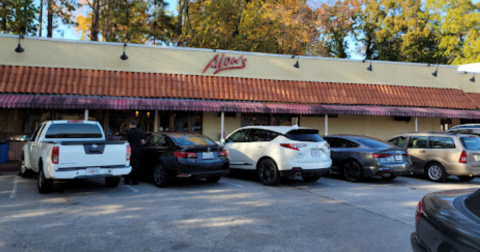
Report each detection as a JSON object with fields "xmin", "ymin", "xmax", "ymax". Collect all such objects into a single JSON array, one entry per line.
[
  {"xmin": 38, "ymin": 0, "xmax": 43, "ymax": 36},
  {"xmin": 91, "ymin": 0, "xmax": 100, "ymax": 41},
  {"xmin": 47, "ymin": 0, "xmax": 53, "ymax": 37},
  {"xmin": 103, "ymin": 0, "xmax": 109, "ymax": 42}
]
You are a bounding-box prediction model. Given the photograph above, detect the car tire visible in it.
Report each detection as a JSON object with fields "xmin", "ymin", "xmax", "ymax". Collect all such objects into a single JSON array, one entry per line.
[
  {"xmin": 425, "ymin": 162, "xmax": 448, "ymax": 182},
  {"xmin": 19, "ymin": 155, "xmax": 32, "ymax": 178},
  {"xmin": 302, "ymin": 174, "xmax": 321, "ymax": 182},
  {"xmin": 457, "ymin": 176, "xmax": 475, "ymax": 182},
  {"xmin": 257, "ymin": 159, "xmax": 281, "ymax": 186},
  {"xmin": 153, "ymin": 163, "xmax": 169, "ymax": 188},
  {"xmin": 105, "ymin": 177, "xmax": 121, "ymax": 188},
  {"xmin": 38, "ymin": 167, "xmax": 53, "ymax": 194},
  {"xmin": 206, "ymin": 176, "xmax": 221, "ymax": 183},
  {"xmin": 343, "ymin": 160, "xmax": 364, "ymax": 182},
  {"xmin": 381, "ymin": 175, "xmax": 397, "ymax": 181}
]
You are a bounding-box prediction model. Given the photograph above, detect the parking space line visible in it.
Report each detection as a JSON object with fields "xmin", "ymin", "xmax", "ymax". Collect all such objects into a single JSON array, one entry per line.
[
  {"xmin": 221, "ymin": 181, "xmax": 244, "ymax": 188},
  {"xmin": 125, "ymin": 185, "xmax": 139, "ymax": 192},
  {"xmin": 10, "ymin": 176, "xmax": 18, "ymax": 199}
]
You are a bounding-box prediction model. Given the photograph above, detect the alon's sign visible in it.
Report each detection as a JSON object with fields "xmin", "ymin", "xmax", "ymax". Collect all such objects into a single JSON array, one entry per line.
[{"xmin": 202, "ymin": 53, "xmax": 248, "ymax": 75}]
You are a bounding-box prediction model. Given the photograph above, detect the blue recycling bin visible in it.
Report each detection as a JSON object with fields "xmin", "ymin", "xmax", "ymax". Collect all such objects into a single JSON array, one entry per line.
[{"xmin": 0, "ymin": 142, "xmax": 10, "ymax": 164}]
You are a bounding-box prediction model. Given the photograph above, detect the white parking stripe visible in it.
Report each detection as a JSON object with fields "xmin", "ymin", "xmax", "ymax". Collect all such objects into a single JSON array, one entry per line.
[
  {"xmin": 125, "ymin": 185, "xmax": 139, "ymax": 192},
  {"xmin": 10, "ymin": 176, "xmax": 18, "ymax": 199},
  {"xmin": 221, "ymin": 181, "xmax": 244, "ymax": 188}
]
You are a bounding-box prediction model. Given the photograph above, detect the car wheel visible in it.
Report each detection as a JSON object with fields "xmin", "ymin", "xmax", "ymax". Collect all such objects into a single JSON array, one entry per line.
[
  {"xmin": 381, "ymin": 175, "xmax": 398, "ymax": 181},
  {"xmin": 38, "ymin": 168, "xmax": 53, "ymax": 194},
  {"xmin": 153, "ymin": 163, "xmax": 169, "ymax": 188},
  {"xmin": 19, "ymin": 155, "xmax": 32, "ymax": 178},
  {"xmin": 425, "ymin": 162, "xmax": 447, "ymax": 182},
  {"xmin": 302, "ymin": 174, "xmax": 321, "ymax": 182},
  {"xmin": 343, "ymin": 160, "xmax": 364, "ymax": 182},
  {"xmin": 457, "ymin": 176, "xmax": 475, "ymax": 182},
  {"xmin": 257, "ymin": 159, "xmax": 281, "ymax": 186},
  {"xmin": 105, "ymin": 177, "xmax": 121, "ymax": 188},
  {"xmin": 206, "ymin": 176, "xmax": 221, "ymax": 183}
]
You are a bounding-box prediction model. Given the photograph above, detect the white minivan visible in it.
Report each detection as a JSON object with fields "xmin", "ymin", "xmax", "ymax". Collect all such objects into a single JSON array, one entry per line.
[{"xmin": 222, "ymin": 126, "xmax": 331, "ymax": 185}]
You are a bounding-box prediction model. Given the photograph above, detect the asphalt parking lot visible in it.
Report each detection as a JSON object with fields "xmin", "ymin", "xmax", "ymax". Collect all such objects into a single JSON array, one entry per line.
[{"xmin": 1, "ymin": 172, "xmax": 480, "ymax": 252}]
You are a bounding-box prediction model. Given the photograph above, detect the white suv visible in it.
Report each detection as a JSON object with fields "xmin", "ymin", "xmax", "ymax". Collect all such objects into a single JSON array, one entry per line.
[{"xmin": 222, "ymin": 126, "xmax": 332, "ymax": 185}]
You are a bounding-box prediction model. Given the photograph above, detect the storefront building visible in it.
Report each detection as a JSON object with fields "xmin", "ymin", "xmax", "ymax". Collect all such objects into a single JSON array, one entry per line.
[{"xmin": 1, "ymin": 35, "xmax": 480, "ymax": 160}]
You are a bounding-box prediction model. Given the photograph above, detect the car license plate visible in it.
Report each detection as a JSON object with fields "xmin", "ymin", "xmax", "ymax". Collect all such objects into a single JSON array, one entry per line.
[
  {"xmin": 311, "ymin": 149, "xmax": 321, "ymax": 157},
  {"xmin": 383, "ymin": 173, "xmax": 391, "ymax": 177},
  {"xmin": 86, "ymin": 167, "xmax": 100, "ymax": 175},
  {"xmin": 394, "ymin": 155, "xmax": 403, "ymax": 161},
  {"xmin": 203, "ymin": 152, "xmax": 214, "ymax": 159}
]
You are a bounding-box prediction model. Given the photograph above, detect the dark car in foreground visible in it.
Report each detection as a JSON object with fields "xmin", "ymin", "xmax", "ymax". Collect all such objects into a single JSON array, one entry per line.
[
  {"xmin": 139, "ymin": 132, "xmax": 229, "ymax": 187},
  {"xmin": 412, "ymin": 189, "xmax": 480, "ymax": 252},
  {"xmin": 323, "ymin": 135, "xmax": 413, "ymax": 182}
]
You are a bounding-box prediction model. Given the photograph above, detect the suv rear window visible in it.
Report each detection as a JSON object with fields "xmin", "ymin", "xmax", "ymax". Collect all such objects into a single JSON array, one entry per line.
[
  {"xmin": 285, "ymin": 129, "xmax": 323, "ymax": 142},
  {"xmin": 168, "ymin": 134, "xmax": 215, "ymax": 146},
  {"xmin": 465, "ymin": 189, "xmax": 480, "ymax": 219},
  {"xmin": 45, "ymin": 124, "xmax": 103, "ymax": 138},
  {"xmin": 460, "ymin": 137, "xmax": 480, "ymax": 150}
]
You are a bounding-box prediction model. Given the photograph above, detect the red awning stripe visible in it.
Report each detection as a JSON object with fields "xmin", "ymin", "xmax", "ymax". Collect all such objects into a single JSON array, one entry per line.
[{"xmin": 1, "ymin": 94, "xmax": 480, "ymax": 119}]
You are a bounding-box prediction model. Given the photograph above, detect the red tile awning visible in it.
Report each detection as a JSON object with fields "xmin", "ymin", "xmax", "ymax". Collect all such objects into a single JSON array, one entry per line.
[{"xmin": 2, "ymin": 94, "xmax": 480, "ymax": 119}]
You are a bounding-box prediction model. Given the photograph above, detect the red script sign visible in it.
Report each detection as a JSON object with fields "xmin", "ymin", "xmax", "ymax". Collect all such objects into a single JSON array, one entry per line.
[{"xmin": 202, "ymin": 53, "xmax": 247, "ymax": 75}]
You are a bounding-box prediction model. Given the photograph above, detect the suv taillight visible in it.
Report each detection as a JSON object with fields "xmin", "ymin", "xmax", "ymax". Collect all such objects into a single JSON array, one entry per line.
[
  {"xmin": 174, "ymin": 152, "xmax": 197, "ymax": 158},
  {"xmin": 280, "ymin": 143, "xmax": 307, "ymax": 151},
  {"xmin": 218, "ymin": 150, "xmax": 229, "ymax": 157},
  {"xmin": 415, "ymin": 199, "xmax": 423, "ymax": 224},
  {"xmin": 372, "ymin": 153, "xmax": 391, "ymax": 158},
  {"xmin": 52, "ymin": 146, "xmax": 59, "ymax": 164},
  {"xmin": 126, "ymin": 145, "xmax": 131, "ymax": 161},
  {"xmin": 325, "ymin": 143, "xmax": 330, "ymax": 150},
  {"xmin": 459, "ymin": 151, "xmax": 467, "ymax": 164}
]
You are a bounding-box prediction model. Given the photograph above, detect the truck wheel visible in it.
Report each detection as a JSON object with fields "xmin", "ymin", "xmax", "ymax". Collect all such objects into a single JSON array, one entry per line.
[
  {"xmin": 19, "ymin": 155, "xmax": 33, "ymax": 178},
  {"xmin": 153, "ymin": 163, "xmax": 169, "ymax": 188},
  {"xmin": 302, "ymin": 174, "xmax": 321, "ymax": 182},
  {"xmin": 38, "ymin": 168, "xmax": 53, "ymax": 194},
  {"xmin": 206, "ymin": 176, "xmax": 221, "ymax": 183},
  {"xmin": 105, "ymin": 177, "xmax": 121, "ymax": 188},
  {"xmin": 257, "ymin": 159, "xmax": 281, "ymax": 186}
]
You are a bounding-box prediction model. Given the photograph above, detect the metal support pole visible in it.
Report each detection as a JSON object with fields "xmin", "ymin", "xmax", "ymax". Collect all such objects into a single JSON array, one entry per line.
[
  {"xmin": 415, "ymin": 117, "xmax": 418, "ymax": 132},
  {"xmin": 154, "ymin": 110, "xmax": 159, "ymax": 132},
  {"xmin": 221, "ymin": 112, "xmax": 225, "ymax": 139},
  {"xmin": 325, "ymin": 114, "xmax": 328, "ymax": 136},
  {"xmin": 84, "ymin": 109, "xmax": 89, "ymax": 121}
]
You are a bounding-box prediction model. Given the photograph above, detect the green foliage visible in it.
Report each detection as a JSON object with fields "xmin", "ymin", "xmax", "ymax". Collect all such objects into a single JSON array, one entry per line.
[{"xmin": 0, "ymin": 0, "xmax": 37, "ymax": 35}]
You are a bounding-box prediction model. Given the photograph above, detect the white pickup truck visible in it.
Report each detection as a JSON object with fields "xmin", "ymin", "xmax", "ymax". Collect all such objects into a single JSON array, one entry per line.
[{"xmin": 19, "ymin": 120, "xmax": 132, "ymax": 193}]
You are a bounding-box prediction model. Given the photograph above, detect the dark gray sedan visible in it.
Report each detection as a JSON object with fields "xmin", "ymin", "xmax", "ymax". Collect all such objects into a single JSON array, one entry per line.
[
  {"xmin": 324, "ymin": 135, "xmax": 413, "ymax": 182},
  {"xmin": 412, "ymin": 189, "xmax": 480, "ymax": 252}
]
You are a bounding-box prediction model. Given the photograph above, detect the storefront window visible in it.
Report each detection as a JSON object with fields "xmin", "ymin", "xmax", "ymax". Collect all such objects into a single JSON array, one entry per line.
[{"xmin": 241, "ymin": 113, "xmax": 299, "ymax": 127}]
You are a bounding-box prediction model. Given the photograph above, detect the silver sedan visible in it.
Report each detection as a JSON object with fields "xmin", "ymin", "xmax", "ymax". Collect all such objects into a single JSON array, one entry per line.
[{"xmin": 324, "ymin": 135, "xmax": 413, "ymax": 182}]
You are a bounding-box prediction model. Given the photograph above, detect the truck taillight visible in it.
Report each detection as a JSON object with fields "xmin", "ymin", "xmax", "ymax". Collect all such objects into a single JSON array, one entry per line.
[
  {"xmin": 415, "ymin": 199, "xmax": 423, "ymax": 224},
  {"xmin": 218, "ymin": 150, "xmax": 229, "ymax": 157},
  {"xmin": 174, "ymin": 152, "xmax": 197, "ymax": 158},
  {"xmin": 459, "ymin": 151, "xmax": 467, "ymax": 164},
  {"xmin": 126, "ymin": 145, "xmax": 131, "ymax": 161},
  {"xmin": 52, "ymin": 146, "xmax": 59, "ymax": 164}
]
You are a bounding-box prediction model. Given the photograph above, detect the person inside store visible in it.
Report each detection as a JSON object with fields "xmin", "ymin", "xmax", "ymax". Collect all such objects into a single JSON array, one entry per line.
[{"xmin": 124, "ymin": 120, "xmax": 146, "ymax": 185}]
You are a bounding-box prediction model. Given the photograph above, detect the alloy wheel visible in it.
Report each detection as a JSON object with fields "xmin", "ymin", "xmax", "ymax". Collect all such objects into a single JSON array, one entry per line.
[
  {"xmin": 428, "ymin": 165, "xmax": 443, "ymax": 181},
  {"xmin": 260, "ymin": 162, "xmax": 274, "ymax": 183},
  {"xmin": 154, "ymin": 165, "xmax": 164, "ymax": 185},
  {"xmin": 344, "ymin": 162, "xmax": 361, "ymax": 182}
]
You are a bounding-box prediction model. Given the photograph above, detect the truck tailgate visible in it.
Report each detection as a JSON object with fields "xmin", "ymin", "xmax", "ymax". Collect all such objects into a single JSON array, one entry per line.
[{"xmin": 58, "ymin": 141, "xmax": 128, "ymax": 168}]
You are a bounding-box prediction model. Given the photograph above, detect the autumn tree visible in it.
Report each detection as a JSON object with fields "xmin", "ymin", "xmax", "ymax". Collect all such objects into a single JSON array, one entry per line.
[
  {"xmin": 36, "ymin": 0, "xmax": 79, "ymax": 37},
  {"xmin": 0, "ymin": 0, "xmax": 37, "ymax": 35}
]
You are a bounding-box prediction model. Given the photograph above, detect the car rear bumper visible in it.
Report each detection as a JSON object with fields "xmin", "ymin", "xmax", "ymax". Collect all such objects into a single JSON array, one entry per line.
[
  {"xmin": 279, "ymin": 168, "xmax": 330, "ymax": 177},
  {"xmin": 50, "ymin": 166, "xmax": 132, "ymax": 179},
  {"xmin": 445, "ymin": 163, "xmax": 480, "ymax": 176},
  {"xmin": 173, "ymin": 162, "xmax": 229, "ymax": 178},
  {"xmin": 411, "ymin": 232, "xmax": 431, "ymax": 252},
  {"xmin": 365, "ymin": 163, "xmax": 413, "ymax": 177},
  {"xmin": 278, "ymin": 159, "xmax": 332, "ymax": 171}
]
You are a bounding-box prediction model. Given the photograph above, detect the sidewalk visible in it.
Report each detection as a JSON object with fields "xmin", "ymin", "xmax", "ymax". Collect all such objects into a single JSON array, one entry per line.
[{"xmin": 0, "ymin": 161, "xmax": 18, "ymax": 173}]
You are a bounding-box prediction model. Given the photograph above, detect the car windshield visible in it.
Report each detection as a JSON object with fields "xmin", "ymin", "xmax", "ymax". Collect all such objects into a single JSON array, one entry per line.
[
  {"xmin": 44, "ymin": 123, "xmax": 103, "ymax": 138},
  {"xmin": 460, "ymin": 137, "xmax": 480, "ymax": 150},
  {"xmin": 354, "ymin": 137, "xmax": 396, "ymax": 149},
  {"xmin": 169, "ymin": 134, "xmax": 215, "ymax": 146},
  {"xmin": 285, "ymin": 129, "xmax": 323, "ymax": 142},
  {"xmin": 465, "ymin": 189, "xmax": 480, "ymax": 218}
]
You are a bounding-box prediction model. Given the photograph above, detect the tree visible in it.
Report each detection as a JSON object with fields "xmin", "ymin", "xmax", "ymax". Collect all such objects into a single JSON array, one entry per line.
[
  {"xmin": 426, "ymin": 0, "xmax": 480, "ymax": 64},
  {"xmin": 37, "ymin": 0, "xmax": 78, "ymax": 38},
  {"xmin": 1, "ymin": 0, "xmax": 37, "ymax": 35}
]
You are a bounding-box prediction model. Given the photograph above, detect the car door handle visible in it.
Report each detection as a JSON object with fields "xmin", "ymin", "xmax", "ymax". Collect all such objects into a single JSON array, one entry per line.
[{"xmin": 419, "ymin": 150, "xmax": 426, "ymax": 153}]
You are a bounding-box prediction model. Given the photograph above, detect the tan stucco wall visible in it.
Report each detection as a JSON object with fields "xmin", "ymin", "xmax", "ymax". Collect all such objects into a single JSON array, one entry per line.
[
  {"xmin": 0, "ymin": 35, "xmax": 459, "ymax": 88},
  {"xmin": 202, "ymin": 112, "xmax": 241, "ymax": 140},
  {"xmin": 300, "ymin": 115, "xmax": 441, "ymax": 140},
  {"xmin": 458, "ymin": 72, "xmax": 480, "ymax": 93}
]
